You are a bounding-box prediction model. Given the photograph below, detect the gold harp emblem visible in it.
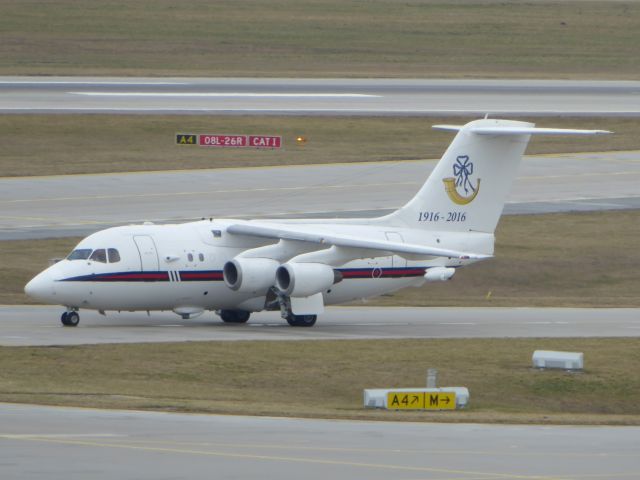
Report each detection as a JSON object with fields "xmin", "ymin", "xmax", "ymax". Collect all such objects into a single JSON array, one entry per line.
[{"xmin": 443, "ymin": 155, "xmax": 480, "ymax": 205}]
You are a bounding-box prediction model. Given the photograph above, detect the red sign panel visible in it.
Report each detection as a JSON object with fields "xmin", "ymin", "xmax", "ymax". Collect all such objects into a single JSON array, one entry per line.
[
  {"xmin": 199, "ymin": 135, "xmax": 247, "ymax": 147},
  {"xmin": 248, "ymin": 135, "xmax": 282, "ymax": 149}
]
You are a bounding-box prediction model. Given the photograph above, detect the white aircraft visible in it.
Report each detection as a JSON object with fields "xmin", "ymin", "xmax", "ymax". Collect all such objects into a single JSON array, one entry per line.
[{"xmin": 25, "ymin": 118, "xmax": 608, "ymax": 327}]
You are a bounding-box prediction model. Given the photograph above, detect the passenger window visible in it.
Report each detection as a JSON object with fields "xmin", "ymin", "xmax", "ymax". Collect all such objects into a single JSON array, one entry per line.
[
  {"xmin": 198, "ymin": 253, "xmax": 204, "ymax": 262},
  {"xmin": 188, "ymin": 253, "xmax": 194, "ymax": 262},
  {"xmin": 108, "ymin": 248, "xmax": 121, "ymax": 263},
  {"xmin": 67, "ymin": 249, "xmax": 92, "ymax": 260},
  {"xmin": 89, "ymin": 249, "xmax": 107, "ymax": 263}
]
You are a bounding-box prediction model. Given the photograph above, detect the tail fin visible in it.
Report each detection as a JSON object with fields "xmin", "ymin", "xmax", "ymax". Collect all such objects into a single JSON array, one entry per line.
[{"xmin": 382, "ymin": 118, "xmax": 609, "ymax": 234}]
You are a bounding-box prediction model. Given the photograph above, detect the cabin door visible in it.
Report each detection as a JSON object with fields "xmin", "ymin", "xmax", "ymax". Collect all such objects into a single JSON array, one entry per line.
[{"xmin": 133, "ymin": 235, "xmax": 159, "ymax": 271}]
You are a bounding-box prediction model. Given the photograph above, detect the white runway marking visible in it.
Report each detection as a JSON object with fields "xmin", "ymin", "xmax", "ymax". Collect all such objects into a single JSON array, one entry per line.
[
  {"xmin": 1, "ymin": 433, "xmax": 126, "ymax": 439},
  {"xmin": 0, "ymin": 81, "xmax": 186, "ymax": 85},
  {"xmin": 330, "ymin": 323, "xmax": 409, "ymax": 327},
  {"xmin": 69, "ymin": 92, "xmax": 381, "ymax": 98},
  {"xmin": 438, "ymin": 322, "xmax": 477, "ymax": 326}
]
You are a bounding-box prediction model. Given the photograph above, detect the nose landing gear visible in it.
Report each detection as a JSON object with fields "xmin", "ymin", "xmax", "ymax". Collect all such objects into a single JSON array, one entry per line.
[{"xmin": 61, "ymin": 311, "xmax": 80, "ymax": 327}]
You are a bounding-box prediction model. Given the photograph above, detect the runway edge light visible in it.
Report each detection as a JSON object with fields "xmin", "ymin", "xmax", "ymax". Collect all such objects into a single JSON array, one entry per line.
[{"xmin": 532, "ymin": 350, "xmax": 584, "ymax": 370}]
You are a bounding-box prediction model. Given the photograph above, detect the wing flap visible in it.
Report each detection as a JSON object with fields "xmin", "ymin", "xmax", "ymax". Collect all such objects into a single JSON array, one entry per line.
[{"xmin": 226, "ymin": 223, "xmax": 490, "ymax": 260}]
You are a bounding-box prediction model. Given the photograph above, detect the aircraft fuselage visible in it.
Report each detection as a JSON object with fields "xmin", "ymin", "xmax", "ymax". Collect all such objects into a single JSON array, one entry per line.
[{"xmin": 26, "ymin": 219, "xmax": 486, "ymax": 315}]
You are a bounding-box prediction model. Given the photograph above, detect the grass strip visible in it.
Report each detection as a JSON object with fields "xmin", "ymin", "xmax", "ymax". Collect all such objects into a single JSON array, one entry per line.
[
  {"xmin": 1, "ymin": 116, "xmax": 637, "ymax": 177},
  {"xmin": 2, "ymin": 210, "xmax": 639, "ymax": 307},
  {"xmin": 1, "ymin": 338, "xmax": 639, "ymax": 424},
  {"xmin": 1, "ymin": 1, "xmax": 639, "ymax": 78}
]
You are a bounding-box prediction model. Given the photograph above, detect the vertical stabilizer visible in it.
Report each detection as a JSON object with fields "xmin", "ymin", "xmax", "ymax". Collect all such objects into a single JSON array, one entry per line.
[{"xmin": 381, "ymin": 119, "xmax": 608, "ymax": 234}]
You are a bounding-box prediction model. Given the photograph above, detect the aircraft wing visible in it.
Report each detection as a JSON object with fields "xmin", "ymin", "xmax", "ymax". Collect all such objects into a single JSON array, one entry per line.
[{"xmin": 226, "ymin": 223, "xmax": 491, "ymax": 260}]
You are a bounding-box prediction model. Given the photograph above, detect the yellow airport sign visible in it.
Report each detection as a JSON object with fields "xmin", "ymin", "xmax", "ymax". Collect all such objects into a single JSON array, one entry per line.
[
  {"xmin": 387, "ymin": 391, "xmax": 456, "ymax": 410},
  {"xmin": 176, "ymin": 134, "xmax": 197, "ymax": 145}
]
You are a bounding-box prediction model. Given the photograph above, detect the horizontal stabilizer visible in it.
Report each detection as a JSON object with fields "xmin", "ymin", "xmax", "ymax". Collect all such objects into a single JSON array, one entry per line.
[
  {"xmin": 469, "ymin": 126, "xmax": 611, "ymax": 136},
  {"xmin": 433, "ymin": 124, "xmax": 611, "ymax": 136},
  {"xmin": 432, "ymin": 124, "xmax": 465, "ymax": 132}
]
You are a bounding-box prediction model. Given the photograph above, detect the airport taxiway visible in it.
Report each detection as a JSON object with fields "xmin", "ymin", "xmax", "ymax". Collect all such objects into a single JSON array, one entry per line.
[
  {"xmin": 2, "ymin": 77, "xmax": 640, "ymax": 116},
  {"xmin": 2, "ymin": 151, "xmax": 639, "ymax": 239},
  {"xmin": 1, "ymin": 403, "xmax": 638, "ymax": 480},
  {"xmin": 1, "ymin": 306, "xmax": 638, "ymax": 346},
  {"xmin": 3, "ymin": 77, "xmax": 639, "ymax": 479}
]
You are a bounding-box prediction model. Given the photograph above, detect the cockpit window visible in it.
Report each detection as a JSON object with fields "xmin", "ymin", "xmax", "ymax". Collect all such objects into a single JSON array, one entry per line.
[
  {"xmin": 89, "ymin": 249, "xmax": 107, "ymax": 263},
  {"xmin": 108, "ymin": 248, "xmax": 121, "ymax": 263},
  {"xmin": 67, "ymin": 249, "xmax": 92, "ymax": 261}
]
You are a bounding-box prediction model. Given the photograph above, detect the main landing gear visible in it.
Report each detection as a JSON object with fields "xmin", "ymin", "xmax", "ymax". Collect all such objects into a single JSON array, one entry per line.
[
  {"xmin": 285, "ymin": 314, "xmax": 317, "ymax": 327},
  {"xmin": 267, "ymin": 287, "xmax": 318, "ymax": 327},
  {"xmin": 61, "ymin": 311, "xmax": 80, "ymax": 327},
  {"xmin": 219, "ymin": 310, "xmax": 251, "ymax": 324}
]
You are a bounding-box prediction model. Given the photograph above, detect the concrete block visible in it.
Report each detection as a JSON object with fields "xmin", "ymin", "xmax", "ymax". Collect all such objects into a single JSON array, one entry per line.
[{"xmin": 532, "ymin": 350, "xmax": 583, "ymax": 370}]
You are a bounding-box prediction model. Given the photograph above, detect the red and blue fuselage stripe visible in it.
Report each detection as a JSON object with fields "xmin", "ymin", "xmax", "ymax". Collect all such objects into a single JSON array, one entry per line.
[
  {"xmin": 339, "ymin": 267, "xmax": 427, "ymax": 279},
  {"xmin": 59, "ymin": 267, "xmax": 427, "ymax": 283},
  {"xmin": 60, "ymin": 271, "xmax": 170, "ymax": 282},
  {"xmin": 60, "ymin": 271, "xmax": 221, "ymax": 282},
  {"xmin": 179, "ymin": 271, "xmax": 224, "ymax": 281}
]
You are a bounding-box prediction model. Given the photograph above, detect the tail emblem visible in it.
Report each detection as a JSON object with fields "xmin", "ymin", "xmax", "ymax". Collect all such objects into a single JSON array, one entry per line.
[{"xmin": 443, "ymin": 155, "xmax": 480, "ymax": 205}]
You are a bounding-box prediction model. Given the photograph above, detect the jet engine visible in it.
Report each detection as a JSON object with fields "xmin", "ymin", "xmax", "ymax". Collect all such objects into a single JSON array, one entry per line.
[
  {"xmin": 275, "ymin": 262, "xmax": 343, "ymax": 297},
  {"xmin": 223, "ymin": 258, "xmax": 279, "ymax": 293}
]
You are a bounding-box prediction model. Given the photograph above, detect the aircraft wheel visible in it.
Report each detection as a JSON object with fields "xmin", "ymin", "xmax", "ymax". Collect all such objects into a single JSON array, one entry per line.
[
  {"xmin": 220, "ymin": 310, "xmax": 250, "ymax": 323},
  {"xmin": 286, "ymin": 314, "xmax": 317, "ymax": 327},
  {"xmin": 61, "ymin": 311, "xmax": 79, "ymax": 327}
]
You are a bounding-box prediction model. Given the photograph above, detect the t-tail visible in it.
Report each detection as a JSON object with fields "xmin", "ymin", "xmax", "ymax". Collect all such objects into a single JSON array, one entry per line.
[{"xmin": 381, "ymin": 118, "xmax": 609, "ymax": 234}]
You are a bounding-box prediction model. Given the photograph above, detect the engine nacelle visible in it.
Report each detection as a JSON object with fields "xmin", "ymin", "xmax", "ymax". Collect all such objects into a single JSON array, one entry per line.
[
  {"xmin": 275, "ymin": 262, "xmax": 342, "ymax": 297},
  {"xmin": 424, "ymin": 267, "xmax": 455, "ymax": 282},
  {"xmin": 223, "ymin": 257, "xmax": 279, "ymax": 293}
]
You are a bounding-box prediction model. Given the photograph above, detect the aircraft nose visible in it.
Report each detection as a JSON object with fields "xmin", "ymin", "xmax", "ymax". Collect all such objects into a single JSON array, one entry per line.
[{"xmin": 24, "ymin": 270, "xmax": 54, "ymax": 302}]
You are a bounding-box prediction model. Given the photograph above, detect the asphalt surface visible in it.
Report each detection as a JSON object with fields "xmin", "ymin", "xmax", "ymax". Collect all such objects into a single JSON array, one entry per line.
[
  {"xmin": 2, "ymin": 151, "xmax": 639, "ymax": 240},
  {"xmin": 1, "ymin": 306, "xmax": 638, "ymax": 346},
  {"xmin": 4, "ymin": 77, "xmax": 639, "ymax": 478},
  {"xmin": 2, "ymin": 77, "xmax": 640, "ymax": 115},
  {"xmin": 1, "ymin": 403, "xmax": 638, "ymax": 480}
]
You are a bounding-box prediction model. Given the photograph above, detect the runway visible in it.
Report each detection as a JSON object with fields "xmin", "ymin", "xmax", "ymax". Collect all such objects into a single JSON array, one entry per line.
[
  {"xmin": 2, "ymin": 77, "xmax": 640, "ymax": 115},
  {"xmin": 2, "ymin": 151, "xmax": 639, "ymax": 240},
  {"xmin": 1, "ymin": 403, "xmax": 638, "ymax": 480},
  {"xmin": 4, "ymin": 77, "xmax": 640, "ymax": 480},
  {"xmin": 1, "ymin": 305, "xmax": 638, "ymax": 346}
]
